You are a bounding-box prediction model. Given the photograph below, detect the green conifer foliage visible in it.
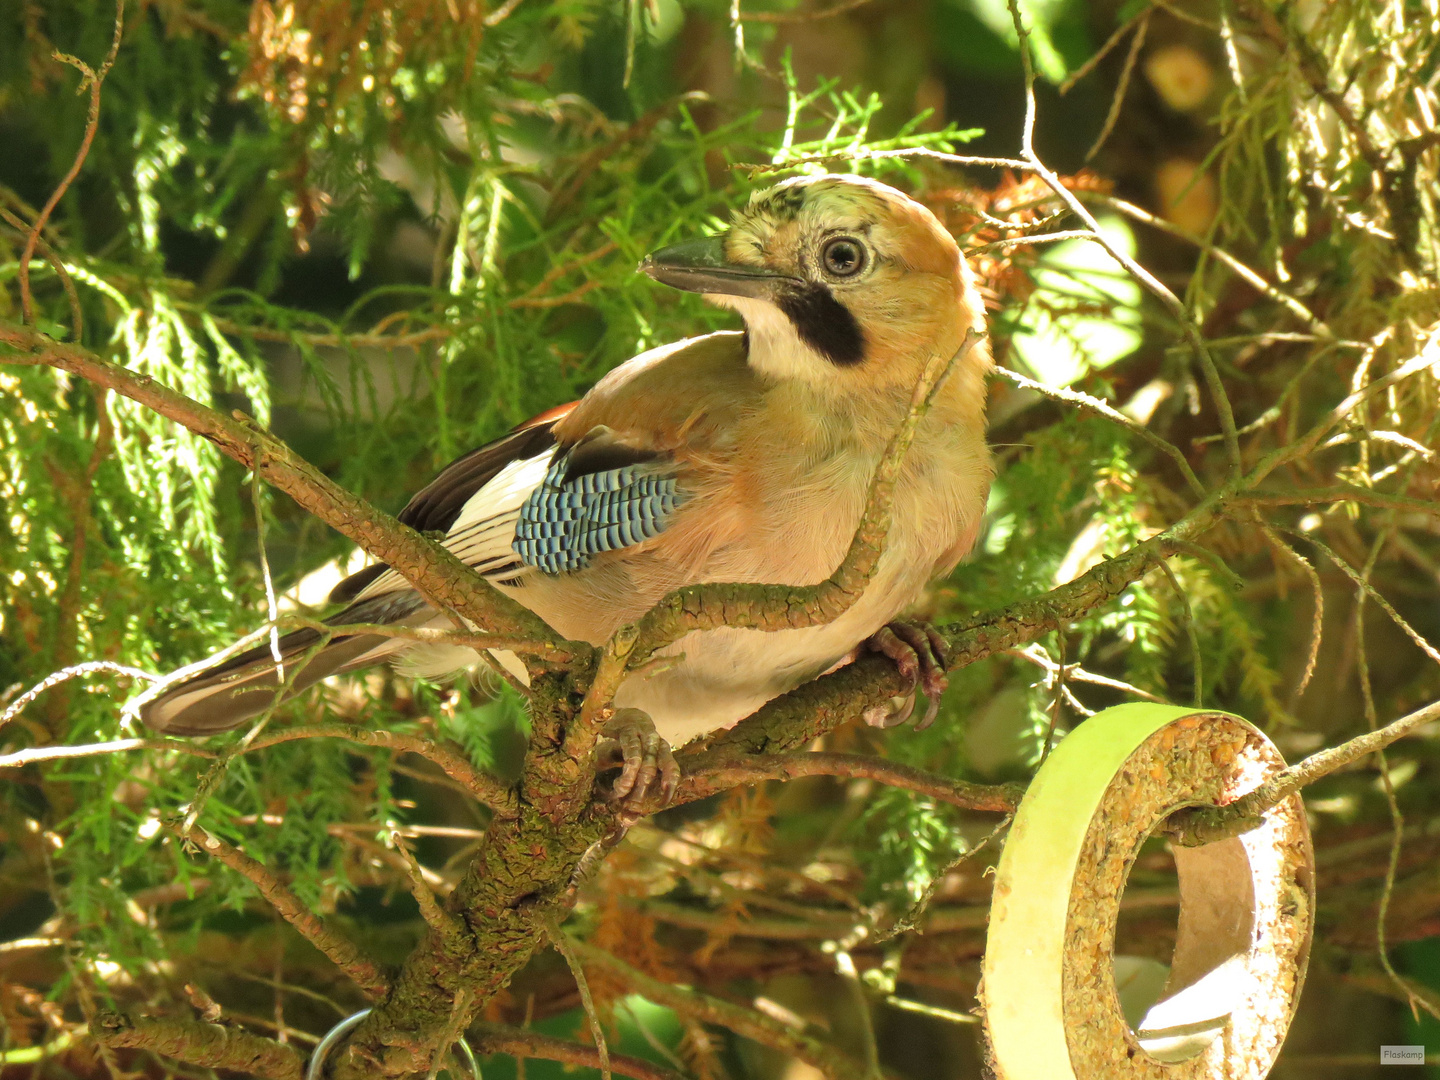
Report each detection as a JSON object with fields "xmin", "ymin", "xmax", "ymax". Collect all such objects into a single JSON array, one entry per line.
[{"xmin": 2, "ymin": 2, "xmax": 1439, "ymax": 1076}]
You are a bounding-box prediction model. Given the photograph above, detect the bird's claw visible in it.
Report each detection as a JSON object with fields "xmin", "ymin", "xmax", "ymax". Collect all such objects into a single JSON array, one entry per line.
[
  {"xmin": 595, "ymin": 707, "xmax": 680, "ymax": 818},
  {"xmin": 862, "ymin": 621, "xmax": 949, "ymax": 730}
]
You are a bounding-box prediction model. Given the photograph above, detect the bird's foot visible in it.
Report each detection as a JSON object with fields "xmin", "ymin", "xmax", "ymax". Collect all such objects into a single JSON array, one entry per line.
[
  {"xmin": 862, "ymin": 621, "xmax": 949, "ymax": 730},
  {"xmin": 595, "ymin": 708, "xmax": 680, "ymax": 819}
]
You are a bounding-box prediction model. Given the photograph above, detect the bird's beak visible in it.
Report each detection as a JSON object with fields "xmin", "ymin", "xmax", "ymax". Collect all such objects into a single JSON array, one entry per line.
[{"xmin": 639, "ymin": 236, "xmax": 798, "ymax": 299}]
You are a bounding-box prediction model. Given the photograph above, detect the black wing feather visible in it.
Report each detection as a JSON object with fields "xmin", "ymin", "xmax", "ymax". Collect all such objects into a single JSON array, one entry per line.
[{"xmin": 328, "ymin": 415, "xmax": 566, "ymax": 605}]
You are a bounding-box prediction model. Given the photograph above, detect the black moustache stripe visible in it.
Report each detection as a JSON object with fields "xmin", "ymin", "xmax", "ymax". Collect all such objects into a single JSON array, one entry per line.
[{"xmin": 775, "ymin": 283, "xmax": 866, "ymax": 367}]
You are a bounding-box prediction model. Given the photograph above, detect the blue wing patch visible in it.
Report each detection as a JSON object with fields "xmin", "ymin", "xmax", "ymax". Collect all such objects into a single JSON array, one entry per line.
[{"xmin": 512, "ymin": 452, "xmax": 687, "ymax": 574}]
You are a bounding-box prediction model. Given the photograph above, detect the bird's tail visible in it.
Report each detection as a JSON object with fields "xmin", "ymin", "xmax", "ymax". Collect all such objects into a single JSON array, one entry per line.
[{"xmin": 136, "ymin": 594, "xmax": 425, "ymax": 736}]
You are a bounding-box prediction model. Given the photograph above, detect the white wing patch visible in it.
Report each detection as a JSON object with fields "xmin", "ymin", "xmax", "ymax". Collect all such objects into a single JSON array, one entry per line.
[{"xmin": 356, "ymin": 448, "xmax": 557, "ymax": 601}]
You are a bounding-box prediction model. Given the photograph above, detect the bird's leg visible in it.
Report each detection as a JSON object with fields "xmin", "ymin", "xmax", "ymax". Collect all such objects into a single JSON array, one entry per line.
[
  {"xmin": 595, "ymin": 707, "xmax": 680, "ymax": 818},
  {"xmin": 862, "ymin": 621, "xmax": 950, "ymax": 730}
]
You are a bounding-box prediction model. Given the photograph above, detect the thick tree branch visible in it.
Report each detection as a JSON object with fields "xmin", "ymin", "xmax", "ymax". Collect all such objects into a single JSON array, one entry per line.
[
  {"xmin": 675, "ymin": 750, "xmax": 1022, "ymax": 812},
  {"xmin": 0, "ymin": 321, "xmax": 571, "ymax": 655},
  {"xmin": 660, "ymin": 519, "xmax": 1220, "ymax": 808},
  {"xmin": 92, "ymin": 1011, "xmax": 303, "ymax": 1080}
]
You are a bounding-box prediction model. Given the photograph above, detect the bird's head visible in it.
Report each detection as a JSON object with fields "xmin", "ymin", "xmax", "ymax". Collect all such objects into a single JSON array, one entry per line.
[{"xmin": 640, "ymin": 174, "xmax": 988, "ymax": 396}]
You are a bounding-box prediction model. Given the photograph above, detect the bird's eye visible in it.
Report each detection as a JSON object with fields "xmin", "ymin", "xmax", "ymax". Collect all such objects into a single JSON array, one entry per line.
[{"xmin": 821, "ymin": 237, "xmax": 867, "ymax": 278}]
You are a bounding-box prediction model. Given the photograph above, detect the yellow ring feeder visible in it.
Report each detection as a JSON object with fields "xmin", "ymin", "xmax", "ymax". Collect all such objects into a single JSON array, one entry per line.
[{"xmin": 981, "ymin": 703, "xmax": 1315, "ymax": 1079}]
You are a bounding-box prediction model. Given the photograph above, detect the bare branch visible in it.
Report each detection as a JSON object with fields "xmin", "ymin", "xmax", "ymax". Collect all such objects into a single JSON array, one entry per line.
[
  {"xmin": 18, "ymin": 0, "xmax": 124, "ymax": 326},
  {"xmin": 541, "ymin": 919, "xmax": 612, "ymax": 1080},
  {"xmin": 0, "ymin": 738, "xmax": 214, "ymax": 769},
  {"xmin": 179, "ymin": 826, "xmax": 390, "ymax": 1001},
  {"xmin": 740, "ymin": 0, "xmax": 877, "ymax": 22},
  {"xmin": 1006, "ymin": 0, "xmax": 1241, "ymax": 473},
  {"xmin": 1084, "ymin": 11, "xmax": 1149, "ymax": 162},
  {"xmin": 1247, "ymin": 328, "xmax": 1440, "ymax": 487},
  {"xmin": 1237, "ymin": 485, "xmax": 1440, "ymax": 518},
  {"xmin": 1, "ymin": 661, "xmax": 157, "ymax": 734},
  {"xmin": 991, "ymin": 366, "xmax": 1204, "ymax": 496},
  {"xmin": 738, "ymin": 147, "xmax": 1033, "ymax": 175},
  {"xmin": 1091, "ymin": 193, "xmax": 1333, "ymax": 337}
]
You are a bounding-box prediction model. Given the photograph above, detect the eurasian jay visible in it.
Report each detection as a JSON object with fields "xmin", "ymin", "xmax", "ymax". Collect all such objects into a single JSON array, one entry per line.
[{"xmin": 140, "ymin": 174, "xmax": 994, "ymax": 805}]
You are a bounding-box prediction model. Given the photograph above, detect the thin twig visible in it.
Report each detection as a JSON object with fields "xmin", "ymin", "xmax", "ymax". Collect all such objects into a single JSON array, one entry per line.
[
  {"xmin": 1255, "ymin": 522, "xmax": 1323, "ymax": 697},
  {"xmin": 252, "ymin": 469, "xmax": 284, "ymax": 684},
  {"xmin": 1008, "ymin": 643, "xmax": 1170, "ymax": 704},
  {"xmin": 1296, "ymin": 533, "xmax": 1440, "ymax": 669},
  {"xmin": 1091, "ymin": 193, "xmax": 1332, "ymax": 337},
  {"xmin": 540, "ymin": 918, "xmax": 612, "ymax": 1080},
  {"xmin": 740, "ymin": 0, "xmax": 877, "ymax": 21},
  {"xmin": 482, "ymin": 0, "xmax": 526, "ymax": 26},
  {"xmin": 1039, "ymin": 627, "xmax": 1067, "ymax": 765},
  {"xmin": 1166, "ymin": 697, "xmax": 1440, "ymax": 846},
  {"xmin": 1351, "ymin": 536, "xmax": 1432, "ymax": 1020},
  {"xmin": 0, "ymin": 661, "xmax": 157, "ymax": 733},
  {"xmin": 292, "ymin": 616, "xmax": 577, "ymax": 662},
  {"xmin": 1006, "ymin": 0, "xmax": 1241, "ymax": 474},
  {"xmin": 0, "ymin": 738, "xmax": 215, "ymax": 768},
  {"xmin": 0, "ymin": 208, "xmax": 82, "ymax": 339},
  {"xmin": 1085, "ymin": 12, "xmax": 1150, "ymax": 162},
  {"xmin": 881, "ymin": 812, "xmax": 1012, "ymax": 941},
  {"xmin": 19, "ymin": 0, "xmax": 124, "ymax": 326},
  {"xmin": 244, "ymin": 724, "xmax": 517, "ymax": 815},
  {"xmin": 992, "ymin": 366, "xmax": 1204, "ymax": 496},
  {"xmin": 390, "ymin": 830, "xmax": 461, "ymax": 937},
  {"xmin": 1246, "ymin": 328, "xmax": 1440, "ymax": 488},
  {"xmin": 1153, "ymin": 555, "xmax": 1203, "ymax": 705},
  {"xmin": 974, "ymin": 228, "xmax": 1114, "ymax": 250},
  {"xmin": 1059, "ymin": 7, "xmax": 1147, "ymax": 96},
  {"xmin": 1237, "ymin": 485, "xmax": 1440, "ymax": 518},
  {"xmin": 177, "ymin": 826, "xmax": 389, "ymax": 1001},
  {"xmin": 738, "ymin": 147, "xmax": 1033, "ymax": 175}
]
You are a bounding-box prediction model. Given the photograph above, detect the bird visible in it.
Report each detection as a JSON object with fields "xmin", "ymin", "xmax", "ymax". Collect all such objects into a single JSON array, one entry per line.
[{"xmin": 138, "ymin": 173, "xmax": 994, "ymax": 809}]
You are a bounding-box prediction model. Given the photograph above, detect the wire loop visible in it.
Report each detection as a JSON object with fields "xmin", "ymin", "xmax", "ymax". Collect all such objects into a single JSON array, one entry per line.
[{"xmin": 306, "ymin": 1009, "xmax": 482, "ymax": 1080}]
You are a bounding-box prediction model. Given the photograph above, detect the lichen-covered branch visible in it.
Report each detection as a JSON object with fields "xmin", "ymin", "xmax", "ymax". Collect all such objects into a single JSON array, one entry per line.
[
  {"xmin": 91, "ymin": 1011, "xmax": 304, "ymax": 1080},
  {"xmin": 630, "ymin": 329, "xmax": 984, "ymax": 665},
  {"xmin": 0, "ymin": 321, "xmax": 566, "ymax": 654},
  {"xmin": 674, "ymin": 750, "xmax": 1023, "ymax": 811},
  {"xmin": 180, "ymin": 826, "xmax": 390, "ymax": 1001}
]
